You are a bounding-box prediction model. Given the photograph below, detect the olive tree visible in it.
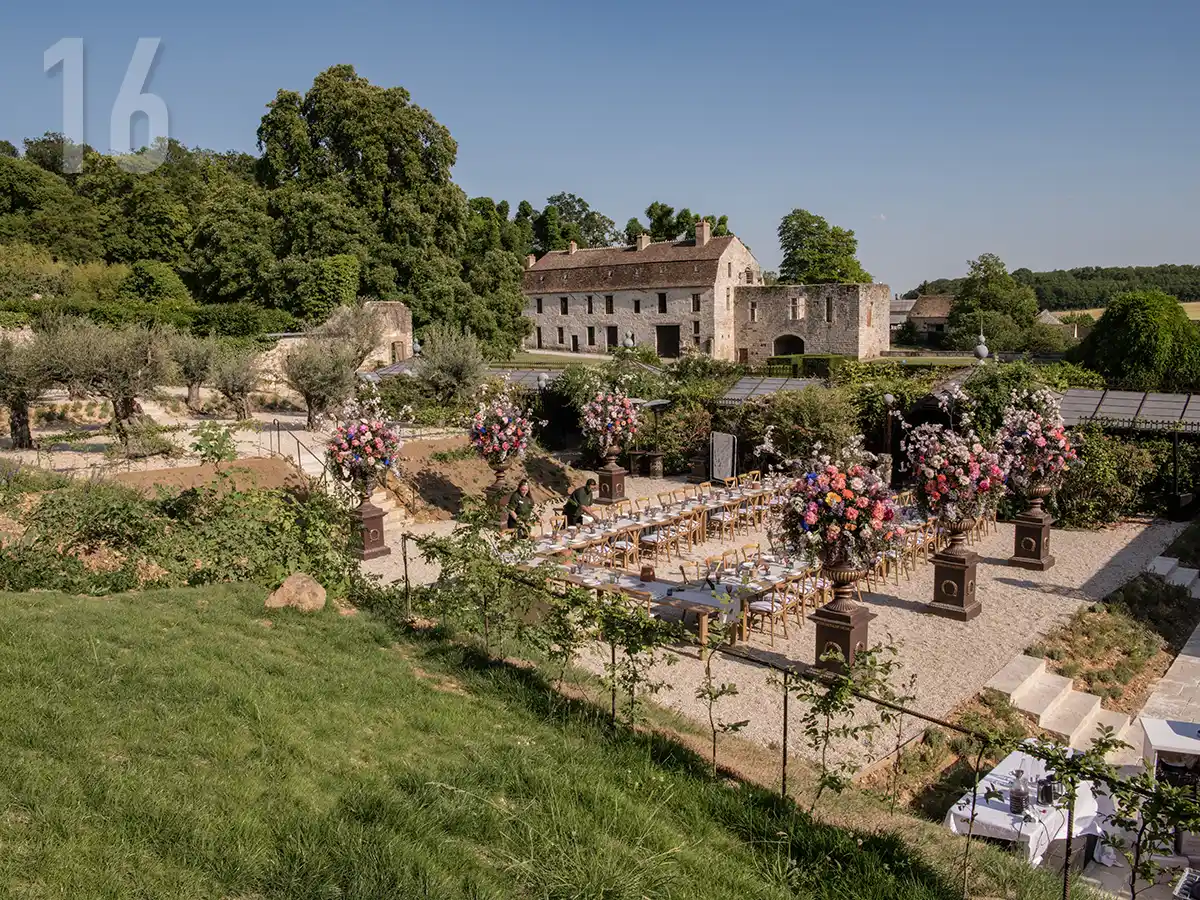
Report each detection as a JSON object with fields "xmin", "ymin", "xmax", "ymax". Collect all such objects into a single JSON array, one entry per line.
[
  {"xmin": 313, "ymin": 303, "xmax": 384, "ymax": 368},
  {"xmin": 283, "ymin": 339, "xmax": 358, "ymax": 429},
  {"xmin": 171, "ymin": 333, "xmax": 219, "ymax": 409},
  {"xmin": 416, "ymin": 323, "xmax": 487, "ymax": 406},
  {"xmin": 210, "ymin": 348, "xmax": 259, "ymax": 421},
  {"xmin": 0, "ymin": 335, "xmax": 53, "ymax": 449}
]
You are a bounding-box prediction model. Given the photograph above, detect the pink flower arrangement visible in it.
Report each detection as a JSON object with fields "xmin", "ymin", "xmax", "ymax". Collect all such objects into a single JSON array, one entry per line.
[
  {"xmin": 904, "ymin": 424, "xmax": 1006, "ymax": 523},
  {"xmin": 996, "ymin": 400, "xmax": 1077, "ymax": 492},
  {"xmin": 470, "ymin": 387, "xmax": 535, "ymax": 467},
  {"xmin": 581, "ymin": 391, "xmax": 639, "ymax": 453},
  {"xmin": 327, "ymin": 419, "xmax": 401, "ymax": 486},
  {"xmin": 777, "ymin": 463, "xmax": 901, "ymax": 568}
]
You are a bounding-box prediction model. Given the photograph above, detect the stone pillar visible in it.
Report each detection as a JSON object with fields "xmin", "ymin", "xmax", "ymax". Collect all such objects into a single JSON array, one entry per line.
[
  {"xmin": 928, "ymin": 521, "xmax": 980, "ymax": 621},
  {"xmin": 686, "ymin": 448, "xmax": 709, "ymax": 484},
  {"xmin": 646, "ymin": 451, "xmax": 664, "ymax": 478},
  {"xmin": 1010, "ymin": 486, "xmax": 1055, "ymax": 571},
  {"xmin": 353, "ymin": 498, "xmax": 391, "ymax": 560},
  {"xmin": 810, "ymin": 567, "xmax": 875, "ymax": 672},
  {"xmin": 597, "ymin": 452, "xmax": 627, "ymax": 505},
  {"xmin": 625, "ymin": 449, "xmax": 645, "ymax": 477}
]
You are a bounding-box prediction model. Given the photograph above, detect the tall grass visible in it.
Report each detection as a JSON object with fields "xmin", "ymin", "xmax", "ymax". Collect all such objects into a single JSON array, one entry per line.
[{"xmin": 0, "ymin": 585, "xmax": 974, "ymax": 899}]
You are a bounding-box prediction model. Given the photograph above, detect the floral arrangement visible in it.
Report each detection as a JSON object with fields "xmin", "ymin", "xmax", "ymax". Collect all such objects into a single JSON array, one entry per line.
[
  {"xmin": 996, "ymin": 391, "xmax": 1076, "ymax": 492},
  {"xmin": 904, "ymin": 424, "xmax": 1006, "ymax": 522},
  {"xmin": 327, "ymin": 418, "xmax": 402, "ymax": 488},
  {"xmin": 776, "ymin": 463, "xmax": 901, "ymax": 569},
  {"xmin": 470, "ymin": 385, "xmax": 535, "ymax": 468},
  {"xmin": 581, "ymin": 391, "xmax": 639, "ymax": 453}
]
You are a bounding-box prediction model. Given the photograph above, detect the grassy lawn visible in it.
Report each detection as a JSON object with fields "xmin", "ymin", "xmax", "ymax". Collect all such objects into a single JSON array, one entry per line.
[
  {"xmin": 1026, "ymin": 573, "xmax": 1198, "ymax": 713},
  {"xmin": 504, "ymin": 351, "xmax": 609, "ymax": 369},
  {"xmin": 0, "ymin": 585, "xmax": 992, "ymax": 900}
]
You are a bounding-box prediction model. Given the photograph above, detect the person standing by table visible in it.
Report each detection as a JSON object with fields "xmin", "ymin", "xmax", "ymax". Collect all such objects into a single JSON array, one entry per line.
[
  {"xmin": 563, "ymin": 478, "xmax": 598, "ymax": 526},
  {"xmin": 505, "ymin": 479, "xmax": 536, "ymax": 538}
]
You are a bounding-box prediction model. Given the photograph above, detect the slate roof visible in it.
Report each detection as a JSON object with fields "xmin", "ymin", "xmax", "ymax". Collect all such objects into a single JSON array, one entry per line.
[
  {"xmin": 522, "ymin": 236, "xmax": 739, "ymax": 294},
  {"xmin": 1036, "ymin": 309, "xmax": 1063, "ymax": 324}
]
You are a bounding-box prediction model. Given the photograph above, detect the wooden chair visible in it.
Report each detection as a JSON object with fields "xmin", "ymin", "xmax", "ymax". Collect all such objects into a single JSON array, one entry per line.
[
  {"xmin": 631, "ymin": 497, "xmax": 651, "ymax": 514},
  {"xmin": 722, "ymin": 477, "xmax": 738, "ymax": 489},
  {"xmin": 672, "ymin": 510, "xmax": 701, "ymax": 553},
  {"xmin": 657, "ymin": 491, "xmax": 676, "ymax": 510},
  {"xmin": 551, "ymin": 514, "xmax": 568, "ymax": 532},
  {"xmin": 678, "ymin": 560, "xmax": 703, "ymax": 586},
  {"xmin": 672, "ymin": 488, "xmax": 690, "ymax": 505},
  {"xmin": 739, "ymin": 543, "xmax": 762, "ymax": 570},
  {"xmin": 746, "ymin": 581, "xmax": 791, "ymax": 646},
  {"xmin": 708, "ymin": 498, "xmax": 740, "ymax": 542},
  {"xmin": 639, "ymin": 522, "xmax": 678, "ymax": 563},
  {"xmin": 704, "ymin": 552, "xmax": 736, "ymax": 580},
  {"xmin": 697, "ymin": 481, "xmax": 713, "ymax": 497},
  {"xmin": 610, "ymin": 527, "xmax": 640, "ymax": 568},
  {"xmin": 611, "ymin": 498, "xmax": 632, "ymax": 518},
  {"xmin": 744, "ymin": 469, "xmax": 762, "ymax": 485}
]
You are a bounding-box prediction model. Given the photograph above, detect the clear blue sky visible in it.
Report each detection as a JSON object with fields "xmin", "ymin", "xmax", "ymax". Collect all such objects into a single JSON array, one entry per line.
[{"xmin": 2, "ymin": 0, "xmax": 1198, "ymax": 293}]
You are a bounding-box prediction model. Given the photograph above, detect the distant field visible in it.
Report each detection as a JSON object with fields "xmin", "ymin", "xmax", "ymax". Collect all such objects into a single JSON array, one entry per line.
[{"xmin": 1062, "ymin": 301, "xmax": 1200, "ymax": 320}]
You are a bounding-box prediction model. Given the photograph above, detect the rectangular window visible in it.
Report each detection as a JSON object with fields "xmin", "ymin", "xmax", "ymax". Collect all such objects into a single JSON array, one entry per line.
[
  {"xmin": 587, "ymin": 326, "xmax": 595, "ymax": 346},
  {"xmin": 749, "ymin": 301, "xmax": 758, "ymax": 323},
  {"xmin": 693, "ymin": 335, "xmax": 701, "ymax": 346},
  {"xmin": 605, "ymin": 295, "xmax": 614, "ymax": 314},
  {"xmin": 634, "ymin": 298, "xmax": 641, "ymax": 314},
  {"xmin": 536, "ymin": 327, "xmax": 543, "ymax": 349},
  {"xmin": 867, "ymin": 306, "xmax": 873, "ymax": 327},
  {"xmin": 536, "ymin": 297, "xmax": 543, "ymax": 314},
  {"xmin": 789, "ymin": 298, "xmax": 798, "ymax": 321},
  {"xmin": 587, "ymin": 295, "xmax": 594, "ymax": 314},
  {"xmin": 557, "ymin": 326, "xmax": 565, "ymax": 344},
  {"xmin": 560, "ymin": 296, "xmax": 568, "ymax": 314},
  {"xmin": 657, "ymin": 292, "xmax": 667, "ymax": 313},
  {"xmin": 691, "ymin": 292, "xmax": 701, "ymax": 312},
  {"xmin": 727, "ymin": 262, "xmax": 732, "ymax": 277},
  {"xmin": 825, "ymin": 297, "xmax": 833, "ymax": 323},
  {"xmin": 725, "ymin": 287, "xmax": 730, "ymax": 309},
  {"xmin": 692, "ymin": 320, "xmax": 701, "ymax": 335}
]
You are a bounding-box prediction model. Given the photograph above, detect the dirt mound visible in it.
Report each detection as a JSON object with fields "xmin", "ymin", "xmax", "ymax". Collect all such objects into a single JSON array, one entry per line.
[
  {"xmin": 392, "ymin": 436, "xmax": 587, "ymax": 520},
  {"xmin": 111, "ymin": 457, "xmax": 306, "ymax": 496}
]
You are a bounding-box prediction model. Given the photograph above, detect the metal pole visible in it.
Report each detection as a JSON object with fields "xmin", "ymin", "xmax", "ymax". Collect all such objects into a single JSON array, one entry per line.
[
  {"xmin": 781, "ymin": 669, "xmax": 790, "ymax": 798},
  {"xmin": 1174, "ymin": 430, "xmax": 1181, "ymax": 500},
  {"xmin": 610, "ymin": 642, "xmax": 618, "ymax": 727},
  {"xmin": 402, "ymin": 533, "xmax": 412, "ymax": 621}
]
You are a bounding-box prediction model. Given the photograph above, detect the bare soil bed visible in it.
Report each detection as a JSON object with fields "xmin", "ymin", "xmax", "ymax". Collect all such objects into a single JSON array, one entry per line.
[{"xmin": 111, "ymin": 457, "xmax": 306, "ymax": 496}]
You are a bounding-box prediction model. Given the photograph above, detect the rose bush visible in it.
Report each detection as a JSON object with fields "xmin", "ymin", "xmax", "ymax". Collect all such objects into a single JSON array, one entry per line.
[
  {"xmin": 996, "ymin": 390, "xmax": 1077, "ymax": 492},
  {"xmin": 776, "ymin": 463, "xmax": 901, "ymax": 569},
  {"xmin": 905, "ymin": 424, "xmax": 1006, "ymax": 523},
  {"xmin": 327, "ymin": 419, "xmax": 402, "ymax": 489},
  {"xmin": 581, "ymin": 391, "xmax": 639, "ymax": 453},
  {"xmin": 470, "ymin": 386, "xmax": 535, "ymax": 467}
]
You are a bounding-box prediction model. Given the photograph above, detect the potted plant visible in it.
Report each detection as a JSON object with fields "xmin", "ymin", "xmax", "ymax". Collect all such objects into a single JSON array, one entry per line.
[
  {"xmin": 777, "ymin": 462, "xmax": 901, "ymax": 669},
  {"xmin": 470, "ymin": 383, "xmax": 535, "ymax": 496},
  {"xmin": 327, "ymin": 417, "xmax": 402, "ymax": 560},
  {"xmin": 997, "ymin": 391, "xmax": 1076, "ymax": 570}
]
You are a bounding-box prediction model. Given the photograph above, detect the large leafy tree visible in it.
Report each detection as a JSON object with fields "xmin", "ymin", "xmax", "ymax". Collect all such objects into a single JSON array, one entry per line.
[
  {"xmin": 0, "ymin": 156, "xmax": 104, "ymax": 262},
  {"xmin": 1070, "ymin": 289, "xmax": 1200, "ymax": 391},
  {"xmin": 0, "ymin": 334, "xmax": 53, "ymax": 449},
  {"xmin": 0, "ymin": 141, "xmax": 17, "ymax": 159},
  {"xmin": 622, "ymin": 202, "xmax": 730, "ymax": 245},
  {"xmin": 777, "ymin": 209, "xmax": 870, "ymax": 284},
  {"xmin": 948, "ymin": 253, "xmax": 1039, "ymax": 328},
  {"xmin": 543, "ymin": 192, "xmax": 620, "ymax": 248}
]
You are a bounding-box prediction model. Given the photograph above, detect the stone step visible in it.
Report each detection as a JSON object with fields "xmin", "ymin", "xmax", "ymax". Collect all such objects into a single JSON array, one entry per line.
[
  {"xmin": 1041, "ymin": 690, "xmax": 1101, "ymax": 744},
  {"xmin": 1148, "ymin": 555, "xmax": 1180, "ymax": 578},
  {"xmin": 1012, "ymin": 671, "xmax": 1075, "ymax": 723},
  {"xmin": 986, "ymin": 654, "xmax": 1046, "ymax": 698},
  {"xmin": 1107, "ymin": 718, "xmax": 1147, "ymax": 767},
  {"xmin": 1167, "ymin": 566, "xmax": 1200, "ymax": 589},
  {"xmin": 1077, "ymin": 706, "xmax": 1130, "ymax": 751}
]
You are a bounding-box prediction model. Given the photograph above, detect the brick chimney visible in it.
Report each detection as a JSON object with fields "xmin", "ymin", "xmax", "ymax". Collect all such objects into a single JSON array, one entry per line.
[
  {"xmin": 695, "ymin": 218, "xmax": 711, "ymax": 247},
  {"xmin": 568, "ymin": 240, "xmax": 577, "ymax": 255},
  {"xmin": 525, "ymin": 254, "xmax": 536, "ymax": 269},
  {"xmin": 635, "ymin": 233, "xmax": 651, "ymax": 251}
]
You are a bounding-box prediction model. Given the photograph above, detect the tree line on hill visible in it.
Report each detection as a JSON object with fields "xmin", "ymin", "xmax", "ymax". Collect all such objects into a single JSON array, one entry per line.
[
  {"xmin": 0, "ymin": 65, "xmax": 746, "ymax": 355},
  {"xmin": 907, "ymin": 263, "xmax": 1200, "ymax": 310}
]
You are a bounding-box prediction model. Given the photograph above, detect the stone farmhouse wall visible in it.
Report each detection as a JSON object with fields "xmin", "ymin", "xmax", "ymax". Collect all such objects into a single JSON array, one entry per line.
[{"xmin": 732, "ymin": 283, "xmax": 891, "ymax": 362}]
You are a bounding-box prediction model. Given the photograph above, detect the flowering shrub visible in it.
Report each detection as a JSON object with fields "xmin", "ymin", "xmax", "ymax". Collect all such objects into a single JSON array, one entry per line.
[
  {"xmin": 776, "ymin": 463, "xmax": 901, "ymax": 569},
  {"xmin": 905, "ymin": 424, "xmax": 1006, "ymax": 522},
  {"xmin": 581, "ymin": 391, "xmax": 639, "ymax": 453},
  {"xmin": 470, "ymin": 385, "xmax": 535, "ymax": 467},
  {"xmin": 997, "ymin": 390, "xmax": 1077, "ymax": 492},
  {"xmin": 327, "ymin": 419, "xmax": 402, "ymax": 487}
]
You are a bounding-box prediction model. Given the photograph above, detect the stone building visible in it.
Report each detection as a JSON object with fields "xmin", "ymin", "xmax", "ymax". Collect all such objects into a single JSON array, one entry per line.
[
  {"xmin": 520, "ymin": 220, "xmax": 890, "ymax": 362},
  {"xmin": 905, "ymin": 293, "xmax": 954, "ymax": 337}
]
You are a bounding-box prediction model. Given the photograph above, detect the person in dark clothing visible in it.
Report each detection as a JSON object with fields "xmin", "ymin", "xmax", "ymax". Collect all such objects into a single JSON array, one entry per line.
[
  {"xmin": 505, "ymin": 479, "xmax": 535, "ymax": 538},
  {"xmin": 562, "ymin": 478, "xmax": 597, "ymax": 526}
]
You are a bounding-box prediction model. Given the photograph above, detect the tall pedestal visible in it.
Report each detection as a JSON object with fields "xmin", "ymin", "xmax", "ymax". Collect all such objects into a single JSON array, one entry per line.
[
  {"xmin": 928, "ymin": 522, "xmax": 980, "ymax": 621},
  {"xmin": 353, "ymin": 498, "xmax": 391, "ymax": 560},
  {"xmin": 686, "ymin": 448, "xmax": 709, "ymax": 484},
  {"xmin": 645, "ymin": 451, "xmax": 664, "ymax": 478},
  {"xmin": 597, "ymin": 452, "xmax": 627, "ymax": 505},
  {"xmin": 810, "ymin": 567, "xmax": 875, "ymax": 672},
  {"xmin": 1010, "ymin": 487, "xmax": 1055, "ymax": 571}
]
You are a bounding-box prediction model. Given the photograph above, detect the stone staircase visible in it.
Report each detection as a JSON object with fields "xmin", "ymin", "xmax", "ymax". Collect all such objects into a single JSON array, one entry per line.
[
  {"xmin": 1147, "ymin": 555, "xmax": 1200, "ymax": 598},
  {"xmin": 986, "ymin": 655, "xmax": 1143, "ymax": 764}
]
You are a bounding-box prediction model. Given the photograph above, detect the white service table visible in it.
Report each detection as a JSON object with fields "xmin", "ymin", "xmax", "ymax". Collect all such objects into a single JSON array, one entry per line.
[{"xmin": 944, "ymin": 741, "xmax": 1116, "ymax": 866}]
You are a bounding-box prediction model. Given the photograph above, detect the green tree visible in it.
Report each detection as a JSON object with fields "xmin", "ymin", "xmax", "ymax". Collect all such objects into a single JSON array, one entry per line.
[
  {"xmin": 170, "ymin": 333, "xmax": 219, "ymax": 409},
  {"xmin": 0, "ymin": 335, "xmax": 52, "ymax": 449},
  {"xmin": 0, "ymin": 141, "xmax": 17, "ymax": 159},
  {"xmin": 1071, "ymin": 289, "xmax": 1200, "ymax": 391},
  {"xmin": 182, "ymin": 176, "xmax": 277, "ymax": 306},
  {"xmin": 0, "ymin": 156, "xmax": 105, "ymax": 262},
  {"xmin": 777, "ymin": 209, "xmax": 871, "ymax": 284},
  {"xmin": 210, "ymin": 347, "xmax": 259, "ymax": 421},
  {"xmin": 416, "ymin": 323, "xmax": 487, "ymax": 406},
  {"xmin": 118, "ymin": 260, "xmax": 192, "ymax": 305},
  {"xmin": 543, "ymin": 192, "xmax": 620, "ymax": 247},
  {"xmin": 290, "ymin": 254, "xmax": 361, "ymax": 321},
  {"xmin": 948, "ymin": 253, "xmax": 1039, "ymax": 330},
  {"xmin": 283, "ymin": 339, "xmax": 358, "ymax": 429}
]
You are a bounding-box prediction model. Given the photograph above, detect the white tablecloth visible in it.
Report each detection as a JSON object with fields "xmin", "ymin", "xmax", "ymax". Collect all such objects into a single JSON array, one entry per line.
[{"xmin": 944, "ymin": 742, "xmax": 1115, "ymax": 866}]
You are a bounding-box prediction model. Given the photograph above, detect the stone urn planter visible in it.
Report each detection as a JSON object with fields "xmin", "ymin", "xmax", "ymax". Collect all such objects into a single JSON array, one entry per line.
[
  {"xmin": 352, "ymin": 476, "xmax": 391, "ymax": 561},
  {"xmin": 486, "ymin": 457, "xmax": 517, "ymax": 507},
  {"xmin": 597, "ymin": 444, "xmax": 627, "ymax": 505},
  {"xmin": 928, "ymin": 518, "xmax": 979, "ymax": 621},
  {"xmin": 810, "ymin": 563, "xmax": 875, "ymax": 672},
  {"xmin": 1010, "ymin": 482, "xmax": 1055, "ymax": 571}
]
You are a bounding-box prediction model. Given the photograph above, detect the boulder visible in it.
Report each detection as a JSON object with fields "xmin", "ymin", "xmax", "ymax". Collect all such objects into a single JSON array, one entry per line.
[{"xmin": 265, "ymin": 573, "xmax": 326, "ymax": 613}]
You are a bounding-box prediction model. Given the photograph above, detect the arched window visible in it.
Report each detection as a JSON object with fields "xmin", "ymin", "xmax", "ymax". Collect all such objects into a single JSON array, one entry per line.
[{"xmin": 773, "ymin": 335, "xmax": 805, "ymax": 356}]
